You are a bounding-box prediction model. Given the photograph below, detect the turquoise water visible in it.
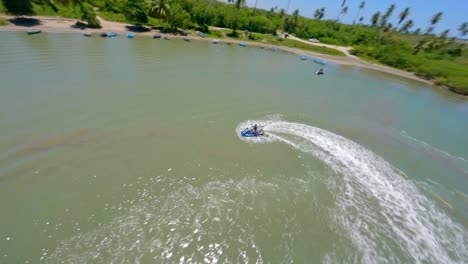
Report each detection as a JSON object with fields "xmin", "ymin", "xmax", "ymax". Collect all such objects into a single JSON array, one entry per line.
[{"xmin": 0, "ymin": 32, "xmax": 467, "ymax": 263}]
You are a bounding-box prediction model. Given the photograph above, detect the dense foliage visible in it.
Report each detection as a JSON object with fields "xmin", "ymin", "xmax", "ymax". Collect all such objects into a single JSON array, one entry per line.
[{"xmin": 1, "ymin": 0, "xmax": 467, "ymax": 94}]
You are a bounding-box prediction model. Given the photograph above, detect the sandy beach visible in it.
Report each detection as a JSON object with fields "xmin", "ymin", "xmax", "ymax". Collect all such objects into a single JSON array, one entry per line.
[{"xmin": 0, "ymin": 14, "xmax": 437, "ymax": 87}]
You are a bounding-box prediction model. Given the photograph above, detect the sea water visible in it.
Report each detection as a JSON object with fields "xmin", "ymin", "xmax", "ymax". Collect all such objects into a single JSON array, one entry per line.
[{"xmin": 0, "ymin": 32, "xmax": 467, "ymax": 263}]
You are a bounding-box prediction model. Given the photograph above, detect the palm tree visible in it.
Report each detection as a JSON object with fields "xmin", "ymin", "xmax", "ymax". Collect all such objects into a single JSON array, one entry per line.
[
  {"xmin": 425, "ymin": 12, "xmax": 443, "ymax": 35},
  {"xmin": 430, "ymin": 12, "xmax": 443, "ymax": 26},
  {"xmin": 380, "ymin": 3, "xmax": 395, "ymax": 28},
  {"xmin": 278, "ymin": 8, "xmax": 285, "ymax": 19},
  {"xmin": 228, "ymin": 0, "xmax": 246, "ymax": 10},
  {"xmin": 202, "ymin": 0, "xmax": 216, "ymax": 29},
  {"xmin": 337, "ymin": 6, "xmax": 348, "ymax": 22},
  {"xmin": 227, "ymin": 0, "xmax": 246, "ymax": 32},
  {"xmin": 353, "ymin": 1, "xmax": 365, "ymax": 24},
  {"xmin": 249, "ymin": 0, "xmax": 260, "ymax": 36},
  {"xmin": 314, "ymin": 8, "xmax": 325, "ymax": 20},
  {"xmin": 399, "ymin": 19, "xmax": 413, "ymax": 33},
  {"xmin": 459, "ymin": 22, "xmax": 468, "ymax": 36},
  {"xmin": 370, "ymin": 11, "xmax": 380, "ymax": 27},
  {"xmin": 398, "ymin": 7, "xmax": 410, "ymax": 25},
  {"xmin": 149, "ymin": 0, "xmax": 171, "ymax": 24}
]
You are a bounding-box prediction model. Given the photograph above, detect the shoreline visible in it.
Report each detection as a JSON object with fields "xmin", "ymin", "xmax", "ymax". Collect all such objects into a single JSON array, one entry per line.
[{"xmin": 0, "ymin": 14, "xmax": 466, "ymax": 97}]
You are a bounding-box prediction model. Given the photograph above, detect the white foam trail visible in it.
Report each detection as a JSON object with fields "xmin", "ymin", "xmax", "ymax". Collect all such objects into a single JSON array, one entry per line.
[
  {"xmin": 400, "ymin": 130, "xmax": 467, "ymax": 163},
  {"xmin": 255, "ymin": 120, "xmax": 467, "ymax": 263}
]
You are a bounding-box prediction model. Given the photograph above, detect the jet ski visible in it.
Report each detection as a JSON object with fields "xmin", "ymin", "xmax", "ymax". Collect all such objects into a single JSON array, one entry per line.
[{"xmin": 241, "ymin": 127, "xmax": 264, "ymax": 137}]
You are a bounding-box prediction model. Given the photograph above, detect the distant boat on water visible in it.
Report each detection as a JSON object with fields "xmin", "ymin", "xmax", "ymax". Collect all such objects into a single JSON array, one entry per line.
[
  {"xmin": 82, "ymin": 32, "xmax": 92, "ymax": 37},
  {"xmin": 164, "ymin": 36, "xmax": 170, "ymax": 40},
  {"xmin": 107, "ymin": 32, "xmax": 118, "ymax": 37},
  {"xmin": 300, "ymin": 55, "xmax": 309, "ymax": 60},
  {"xmin": 212, "ymin": 39, "xmax": 220, "ymax": 44},
  {"xmin": 27, "ymin": 28, "xmax": 41, "ymax": 35},
  {"xmin": 100, "ymin": 32, "xmax": 108, "ymax": 37},
  {"xmin": 183, "ymin": 37, "xmax": 190, "ymax": 42},
  {"xmin": 239, "ymin": 43, "xmax": 247, "ymax": 47},
  {"xmin": 313, "ymin": 58, "xmax": 327, "ymax": 65},
  {"xmin": 153, "ymin": 34, "xmax": 161, "ymax": 39},
  {"xmin": 127, "ymin": 33, "xmax": 134, "ymax": 38}
]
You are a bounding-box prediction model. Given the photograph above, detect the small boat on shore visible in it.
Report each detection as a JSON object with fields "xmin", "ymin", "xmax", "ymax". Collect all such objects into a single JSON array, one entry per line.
[
  {"xmin": 127, "ymin": 33, "xmax": 134, "ymax": 38},
  {"xmin": 164, "ymin": 36, "xmax": 170, "ymax": 40},
  {"xmin": 313, "ymin": 58, "xmax": 327, "ymax": 65},
  {"xmin": 27, "ymin": 28, "xmax": 41, "ymax": 35},
  {"xmin": 300, "ymin": 55, "xmax": 309, "ymax": 60},
  {"xmin": 197, "ymin": 31, "xmax": 206, "ymax": 38},
  {"xmin": 212, "ymin": 39, "xmax": 220, "ymax": 44},
  {"xmin": 100, "ymin": 32, "xmax": 108, "ymax": 37},
  {"xmin": 83, "ymin": 32, "xmax": 92, "ymax": 37},
  {"xmin": 239, "ymin": 43, "xmax": 247, "ymax": 47},
  {"xmin": 107, "ymin": 32, "xmax": 118, "ymax": 37},
  {"xmin": 153, "ymin": 34, "xmax": 161, "ymax": 39},
  {"xmin": 183, "ymin": 37, "xmax": 190, "ymax": 42}
]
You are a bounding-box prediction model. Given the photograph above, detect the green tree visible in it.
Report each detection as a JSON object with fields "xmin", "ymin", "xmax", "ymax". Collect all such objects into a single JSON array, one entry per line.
[
  {"xmin": 169, "ymin": 2, "xmax": 192, "ymax": 29},
  {"xmin": 398, "ymin": 7, "xmax": 409, "ymax": 25},
  {"xmin": 227, "ymin": 0, "xmax": 246, "ymax": 32},
  {"xmin": 430, "ymin": 12, "xmax": 443, "ymax": 26},
  {"xmin": 380, "ymin": 3, "xmax": 395, "ymax": 28},
  {"xmin": 149, "ymin": 0, "xmax": 171, "ymax": 24},
  {"xmin": 370, "ymin": 11, "xmax": 380, "ymax": 27},
  {"xmin": 337, "ymin": 6, "xmax": 348, "ymax": 22},
  {"xmin": 314, "ymin": 8, "xmax": 325, "ymax": 20},
  {"xmin": 399, "ymin": 19, "xmax": 413, "ymax": 33},
  {"xmin": 80, "ymin": 2, "xmax": 101, "ymax": 28},
  {"xmin": 278, "ymin": 8, "xmax": 285, "ymax": 19},
  {"xmin": 353, "ymin": 1, "xmax": 365, "ymax": 24},
  {"xmin": 459, "ymin": 22, "xmax": 468, "ymax": 36},
  {"xmin": 1, "ymin": 0, "xmax": 34, "ymax": 16},
  {"xmin": 123, "ymin": 0, "xmax": 148, "ymax": 24}
]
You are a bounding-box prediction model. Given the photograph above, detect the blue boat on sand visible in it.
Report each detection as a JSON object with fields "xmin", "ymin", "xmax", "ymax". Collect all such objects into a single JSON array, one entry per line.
[
  {"xmin": 153, "ymin": 34, "xmax": 162, "ymax": 39},
  {"xmin": 239, "ymin": 43, "xmax": 247, "ymax": 47},
  {"xmin": 300, "ymin": 55, "xmax": 309, "ymax": 60},
  {"xmin": 107, "ymin": 32, "xmax": 118, "ymax": 37},
  {"xmin": 127, "ymin": 33, "xmax": 134, "ymax": 38},
  {"xmin": 100, "ymin": 32, "xmax": 108, "ymax": 37},
  {"xmin": 313, "ymin": 58, "xmax": 327, "ymax": 65}
]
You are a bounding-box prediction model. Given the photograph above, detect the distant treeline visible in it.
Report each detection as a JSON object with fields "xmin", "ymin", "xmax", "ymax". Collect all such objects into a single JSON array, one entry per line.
[{"xmin": 1, "ymin": 0, "xmax": 467, "ymax": 94}]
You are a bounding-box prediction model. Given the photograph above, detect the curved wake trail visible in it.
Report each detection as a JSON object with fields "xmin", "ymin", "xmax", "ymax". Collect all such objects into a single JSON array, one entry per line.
[{"xmin": 240, "ymin": 120, "xmax": 467, "ymax": 263}]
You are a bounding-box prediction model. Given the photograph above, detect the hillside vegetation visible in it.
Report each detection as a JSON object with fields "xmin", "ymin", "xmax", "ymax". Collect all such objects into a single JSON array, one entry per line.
[{"xmin": 1, "ymin": 0, "xmax": 467, "ymax": 94}]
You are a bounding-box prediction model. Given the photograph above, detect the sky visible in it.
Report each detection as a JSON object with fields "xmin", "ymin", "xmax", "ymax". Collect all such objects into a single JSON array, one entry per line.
[{"xmin": 240, "ymin": 0, "xmax": 468, "ymax": 37}]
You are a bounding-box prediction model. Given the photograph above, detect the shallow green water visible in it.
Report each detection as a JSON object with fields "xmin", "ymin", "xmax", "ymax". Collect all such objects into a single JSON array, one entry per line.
[{"xmin": 0, "ymin": 32, "xmax": 467, "ymax": 263}]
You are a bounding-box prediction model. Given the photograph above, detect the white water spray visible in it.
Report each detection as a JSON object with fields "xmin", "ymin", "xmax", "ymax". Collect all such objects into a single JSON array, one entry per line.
[{"xmin": 238, "ymin": 119, "xmax": 467, "ymax": 263}]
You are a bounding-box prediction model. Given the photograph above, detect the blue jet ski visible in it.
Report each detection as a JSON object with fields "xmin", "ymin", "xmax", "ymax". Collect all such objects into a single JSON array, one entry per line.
[{"xmin": 241, "ymin": 127, "xmax": 264, "ymax": 137}]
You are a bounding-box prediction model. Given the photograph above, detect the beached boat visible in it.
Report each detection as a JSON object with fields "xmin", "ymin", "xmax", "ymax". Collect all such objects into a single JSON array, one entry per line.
[
  {"xmin": 153, "ymin": 34, "xmax": 162, "ymax": 39},
  {"xmin": 183, "ymin": 37, "xmax": 190, "ymax": 42},
  {"xmin": 197, "ymin": 31, "xmax": 206, "ymax": 38},
  {"xmin": 100, "ymin": 32, "xmax": 108, "ymax": 37},
  {"xmin": 313, "ymin": 58, "xmax": 327, "ymax": 65},
  {"xmin": 300, "ymin": 55, "xmax": 309, "ymax": 60},
  {"xmin": 107, "ymin": 32, "xmax": 118, "ymax": 37},
  {"xmin": 127, "ymin": 33, "xmax": 134, "ymax": 38},
  {"xmin": 164, "ymin": 36, "xmax": 170, "ymax": 40},
  {"xmin": 212, "ymin": 39, "xmax": 220, "ymax": 44},
  {"xmin": 83, "ymin": 32, "xmax": 92, "ymax": 37},
  {"xmin": 260, "ymin": 45, "xmax": 265, "ymax": 49},
  {"xmin": 27, "ymin": 29, "xmax": 41, "ymax": 35},
  {"xmin": 239, "ymin": 43, "xmax": 247, "ymax": 47}
]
